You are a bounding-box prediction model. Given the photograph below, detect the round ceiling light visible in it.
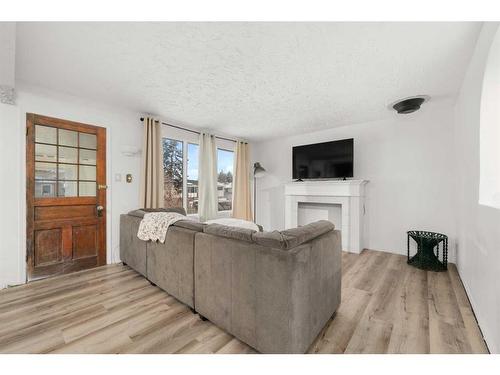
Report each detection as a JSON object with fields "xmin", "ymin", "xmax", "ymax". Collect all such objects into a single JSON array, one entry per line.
[{"xmin": 390, "ymin": 95, "xmax": 430, "ymax": 114}]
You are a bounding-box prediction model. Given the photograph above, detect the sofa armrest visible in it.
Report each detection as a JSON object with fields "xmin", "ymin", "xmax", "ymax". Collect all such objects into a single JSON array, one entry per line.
[
  {"xmin": 251, "ymin": 220, "xmax": 335, "ymax": 250},
  {"xmin": 119, "ymin": 214, "xmax": 147, "ymax": 276}
]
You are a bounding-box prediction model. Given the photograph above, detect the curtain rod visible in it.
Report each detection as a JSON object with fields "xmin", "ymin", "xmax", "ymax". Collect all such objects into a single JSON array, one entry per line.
[{"xmin": 140, "ymin": 117, "xmax": 246, "ymax": 144}]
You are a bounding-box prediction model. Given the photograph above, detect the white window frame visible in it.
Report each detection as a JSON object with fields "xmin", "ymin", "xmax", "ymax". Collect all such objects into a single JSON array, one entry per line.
[
  {"xmin": 479, "ymin": 28, "xmax": 500, "ymax": 210},
  {"xmin": 186, "ymin": 142, "xmax": 199, "ymax": 216}
]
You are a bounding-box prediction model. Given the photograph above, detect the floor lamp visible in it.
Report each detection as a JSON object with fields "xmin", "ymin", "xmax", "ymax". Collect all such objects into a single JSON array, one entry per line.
[{"xmin": 253, "ymin": 162, "xmax": 266, "ymax": 223}]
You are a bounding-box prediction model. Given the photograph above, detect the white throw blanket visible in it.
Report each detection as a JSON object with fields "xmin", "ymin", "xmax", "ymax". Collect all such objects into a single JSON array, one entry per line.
[
  {"xmin": 205, "ymin": 218, "xmax": 259, "ymax": 231},
  {"xmin": 137, "ymin": 212, "xmax": 194, "ymax": 243}
]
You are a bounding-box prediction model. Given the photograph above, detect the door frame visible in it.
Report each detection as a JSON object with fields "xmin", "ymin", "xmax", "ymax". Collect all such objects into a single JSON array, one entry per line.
[{"xmin": 26, "ymin": 113, "xmax": 107, "ymax": 281}]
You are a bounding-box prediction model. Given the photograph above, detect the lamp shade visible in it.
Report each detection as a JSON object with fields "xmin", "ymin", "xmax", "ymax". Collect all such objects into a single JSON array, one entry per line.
[{"xmin": 253, "ymin": 162, "xmax": 266, "ymax": 178}]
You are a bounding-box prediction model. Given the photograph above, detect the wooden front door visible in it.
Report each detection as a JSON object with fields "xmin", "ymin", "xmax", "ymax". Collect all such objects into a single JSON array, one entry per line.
[{"xmin": 26, "ymin": 114, "xmax": 107, "ymax": 281}]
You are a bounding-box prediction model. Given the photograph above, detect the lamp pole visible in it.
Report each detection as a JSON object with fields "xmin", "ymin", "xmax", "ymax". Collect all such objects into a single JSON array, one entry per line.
[
  {"xmin": 253, "ymin": 174, "xmax": 257, "ymax": 223},
  {"xmin": 253, "ymin": 162, "xmax": 266, "ymax": 223}
]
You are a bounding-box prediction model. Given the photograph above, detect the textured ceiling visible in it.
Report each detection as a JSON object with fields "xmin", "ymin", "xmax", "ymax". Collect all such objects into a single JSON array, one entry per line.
[{"xmin": 15, "ymin": 22, "xmax": 481, "ymax": 140}]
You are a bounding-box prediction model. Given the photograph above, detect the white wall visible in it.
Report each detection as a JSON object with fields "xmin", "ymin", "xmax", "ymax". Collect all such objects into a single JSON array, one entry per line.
[
  {"xmin": 253, "ymin": 101, "xmax": 457, "ymax": 260},
  {"xmin": 454, "ymin": 23, "xmax": 500, "ymax": 354},
  {"xmin": 0, "ymin": 102, "xmax": 21, "ymax": 289},
  {"xmin": 0, "ymin": 82, "xmax": 143, "ymax": 287},
  {"xmin": 0, "ymin": 22, "xmax": 15, "ymax": 87}
]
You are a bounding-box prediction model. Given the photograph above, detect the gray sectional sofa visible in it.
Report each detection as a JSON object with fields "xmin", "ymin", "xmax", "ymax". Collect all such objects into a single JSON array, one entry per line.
[{"xmin": 120, "ymin": 208, "xmax": 342, "ymax": 353}]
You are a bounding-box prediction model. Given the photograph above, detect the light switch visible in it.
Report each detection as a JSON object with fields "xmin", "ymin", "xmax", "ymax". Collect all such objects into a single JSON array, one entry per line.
[{"xmin": 115, "ymin": 174, "xmax": 122, "ymax": 182}]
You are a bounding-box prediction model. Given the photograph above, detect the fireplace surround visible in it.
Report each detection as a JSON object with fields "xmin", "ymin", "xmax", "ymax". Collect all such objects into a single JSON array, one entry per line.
[{"xmin": 284, "ymin": 180, "xmax": 368, "ymax": 253}]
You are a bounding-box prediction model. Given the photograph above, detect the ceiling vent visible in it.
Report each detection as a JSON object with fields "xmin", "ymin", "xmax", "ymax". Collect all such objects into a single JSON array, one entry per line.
[{"xmin": 390, "ymin": 95, "xmax": 430, "ymax": 114}]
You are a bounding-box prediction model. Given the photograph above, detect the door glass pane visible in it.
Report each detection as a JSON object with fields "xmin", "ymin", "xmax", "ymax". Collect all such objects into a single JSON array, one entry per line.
[
  {"xmin": 58, "ymin": 181, "xmax": 78, "ymax": 197},
  {"xmin": 80, "ymin": 149, "xmax": 96, "ymax": 165},
  {"xmin": 79, "ymin": 165, "xmax": 96, "ymax": 181},
  {"xmin": 79, "ymin": 181, "xmax": 96, "ymax": 196},
  {"xmin": 35, "ymin": 181, "xmax": 57, "ymax": 197},
  {"xmin": 33, "ymin": 123, "xmax": 103, "ymax": 200},
  {"xmin": 35, "ymin": 162, "xmax": 57, "ymax": 180},
  {"xmin": 35, "ymin": 125, "xmax": 56, "ymax": 144},
  {"xmin": 59, "ymin": 129, "xmax": 78, "ymax": 147},
  {"xmin": 162, "ymin": 138, "xmax": 183, "ymax": 208},
  {"xmin": 217, "ymin": 149, "xmax": 234, "ymax": 211},
  {"xmin": 187, "ymin": 143, "xmax": 199, "ymax": 214},
  {"xmin": 59, "ymin": 146, "xmax": 78, "ymax": 163},
  {"xmin": 79, "ymin": 133, "xmax": 97, "ymax": 149},
  {"xmin": 35, "ymin": 144, "xmax": 57, "ymax": 162},
  {"xmin": 58, "ymin": 164, "xmax": 77, "ymax": 180}
]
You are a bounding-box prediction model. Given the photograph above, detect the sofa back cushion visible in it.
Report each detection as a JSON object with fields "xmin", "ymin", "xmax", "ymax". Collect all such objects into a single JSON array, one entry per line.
[
  {"xmin": 204, "ymin": 223, "xmax": 255, "ymax": 242},
  {"xmin": 173, "ymin": 220, "xmax": 205, "ymax": 232},
  {"xmin": 128, "ymin": 207, "xmax": 187, "ymax": 218},
  {"xmin": 202, "ymin": 220, "xmax": 335, "ymax": 250}
]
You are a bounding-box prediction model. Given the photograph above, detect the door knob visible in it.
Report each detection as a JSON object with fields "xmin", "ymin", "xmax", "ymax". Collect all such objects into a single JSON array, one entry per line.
[{"xmin": 96, "ymin": 205, "xmax": 104, "ymax": 217}]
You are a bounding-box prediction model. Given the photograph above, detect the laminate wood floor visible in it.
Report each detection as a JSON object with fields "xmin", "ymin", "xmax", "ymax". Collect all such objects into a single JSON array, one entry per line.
[{"xmin": 0, "ymin": 250, "xmax": 488, "ymax": 354}]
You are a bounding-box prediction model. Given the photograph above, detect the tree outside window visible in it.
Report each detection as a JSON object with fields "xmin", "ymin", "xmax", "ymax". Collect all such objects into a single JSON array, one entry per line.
[{"xmin": 162, "ymin": 138, "xmax": 183, "ymax": 208}]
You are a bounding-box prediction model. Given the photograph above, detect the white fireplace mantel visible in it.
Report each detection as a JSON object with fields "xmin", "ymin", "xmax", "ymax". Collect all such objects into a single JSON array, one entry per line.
[{"xmin": 284, "ymin": 180, "xmax": 368, "ymax": 253}]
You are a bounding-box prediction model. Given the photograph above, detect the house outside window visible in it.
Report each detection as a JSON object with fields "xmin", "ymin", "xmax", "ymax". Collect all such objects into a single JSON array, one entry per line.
[{"xmin": 217, "ymin": 148, "xmax": 234, "ymax": 211}]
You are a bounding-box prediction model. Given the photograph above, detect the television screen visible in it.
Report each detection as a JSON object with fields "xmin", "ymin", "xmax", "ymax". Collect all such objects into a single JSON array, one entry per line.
[{"xmin": 292, "ymin": 138, "xmax": 353, "ymax": 179}]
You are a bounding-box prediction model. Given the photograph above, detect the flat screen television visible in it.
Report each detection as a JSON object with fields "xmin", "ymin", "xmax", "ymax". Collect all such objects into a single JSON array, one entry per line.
[{"xmin": 292, "ymin": 138, "xmax": 353, "ymax": 180}]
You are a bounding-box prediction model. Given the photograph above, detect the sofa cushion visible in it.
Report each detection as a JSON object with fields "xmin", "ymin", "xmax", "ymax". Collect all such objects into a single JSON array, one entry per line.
[
  {"xmin": 173, "ymin": 220, "xmax": 205, "ymax": 232},
  {"xmin": 128, "ymin": 207, "xmax": 187, "ymax": 218},
  {"xmin": 204, "ymin": 223, "xmax": 256, "ymax": 243},
  {"xmin": 147, "ymin": 226, "xmax": 196, "ymax": 308},
  {"xmin": 252, "ymin": 220, "xmax": 335, "ymax": 250}
]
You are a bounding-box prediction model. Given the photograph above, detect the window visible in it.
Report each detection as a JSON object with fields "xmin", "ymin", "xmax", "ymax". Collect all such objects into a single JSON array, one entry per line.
[
  {"xmin": 187, "ymin": 143, "xmax": 199, "ymax": 214},
  {"xmin": 162, "ymin": 130, "xmax": 235, "ymax": 215},
  {"xmin": 162, "ymin": 138, "xmax": 183, "ymax": 208},
  {"xmin": 34, "ymin": 125, "xmax": 97, "ymax": 198},
  {"xmin": 217, "ymin": 148, "xmax": 234, "ymax": 211},
  {"xmin": 479, "ymin": 28, "xmax": 500, "ymax": 209}
]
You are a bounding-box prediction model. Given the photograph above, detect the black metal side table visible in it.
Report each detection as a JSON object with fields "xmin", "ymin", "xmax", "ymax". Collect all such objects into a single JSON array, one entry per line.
[{"xmin": 407, "ymin": 231, "xmax": 448, "ymax": 271}]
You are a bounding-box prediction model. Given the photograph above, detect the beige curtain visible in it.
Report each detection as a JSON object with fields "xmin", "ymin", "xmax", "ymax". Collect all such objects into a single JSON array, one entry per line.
[
  {"xmin": 139, "ymin": 117, "xmax": 164, "ymax": 208},
  {"xmin": 198, "ymin": 133, "xmax": 218, "ymax": 221},
  {"xmin": 232, "ymin": 141, "xmax": 252, "ymax": 221}
]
